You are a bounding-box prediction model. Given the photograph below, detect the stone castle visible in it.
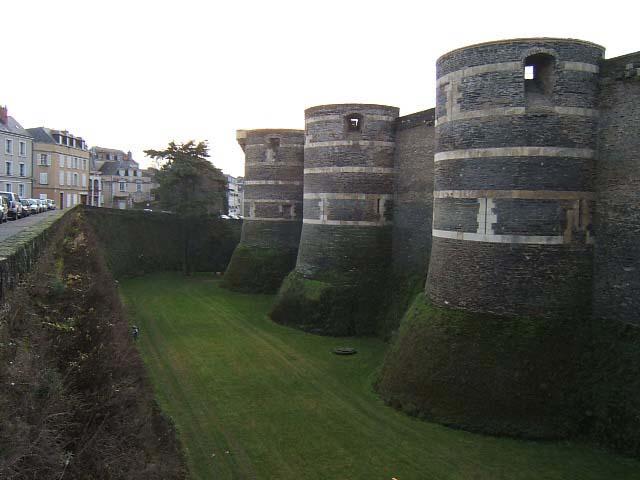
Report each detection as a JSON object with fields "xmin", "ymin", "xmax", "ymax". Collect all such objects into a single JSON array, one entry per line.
[{"xmin": 224, "ymin": 37, "xmax": 640, "ymax": 333}]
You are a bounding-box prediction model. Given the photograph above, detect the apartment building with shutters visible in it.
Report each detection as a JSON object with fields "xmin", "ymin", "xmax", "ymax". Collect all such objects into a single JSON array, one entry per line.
[
  {"xmin": 27, "ymin": 127, "xmax": 90, "ymax": 208},
  {"xmin": 0, "ymin": 106, "xmax": 33, "ymax": 198},
  {"xmin": 91, "ymin": 147, "xmax": 154, "ymax": 209}
]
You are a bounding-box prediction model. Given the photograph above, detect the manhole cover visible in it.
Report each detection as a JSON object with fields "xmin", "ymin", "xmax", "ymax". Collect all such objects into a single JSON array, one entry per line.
[{"xmin": 333, "ymin": 347, "xmax": 357, "ymax": 355}]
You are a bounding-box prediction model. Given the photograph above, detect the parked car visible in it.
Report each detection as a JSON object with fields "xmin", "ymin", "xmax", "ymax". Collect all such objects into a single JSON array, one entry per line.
[
  {"xmin": 0, "ymin": 196, "xmax": 8, "ymax": 223},
  {"xmin": 0, "ymin": 192, "xmax": 23, "ymax": 220},
  {"xmin": 36, "ymin": 199, "xmax": 47, "ymax": 213},
  {"xmin": 21, "ymin": 198, "xmax": 38, "ymax": 217},
  {"xmin": 46, "ymin": 199, "xmax": 56, "ymax": 210},
  {"xmin": 27, "ymin": 198, "xmax": 41, "ymax": 213},
  {"xmin": 19, "ymin": 199, "xmax": 31, "ymax": 218}
]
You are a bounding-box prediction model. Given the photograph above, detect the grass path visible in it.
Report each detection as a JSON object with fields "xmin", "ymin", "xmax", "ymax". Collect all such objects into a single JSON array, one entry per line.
[{"xmin": 121, "ymin": 273, "xmax": 640, "ymax": 480}]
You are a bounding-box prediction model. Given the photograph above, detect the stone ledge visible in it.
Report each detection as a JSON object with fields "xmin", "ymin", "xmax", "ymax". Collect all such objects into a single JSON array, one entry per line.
[{"xmin": 0, "ymin": 207, "xmax": 76, "ymax": 300}]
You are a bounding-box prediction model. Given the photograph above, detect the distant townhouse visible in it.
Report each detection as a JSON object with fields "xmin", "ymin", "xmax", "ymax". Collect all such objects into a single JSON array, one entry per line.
[
  {"xmin": 0, "ymin": 106, "xmax": 33, "ymax": 198},
  {"xmin": 91, "ymin": 147, "xmax": 154, "ymax": 209},
  {"xmin": 27, "ymin": 127, "xmax": 90, "ymax": 208},
  {"xmin": 226, "ymin": 174, "xmax": 244, "ymax": 217},
  {"xmin": 89, "ymin": 157, "xmax": 103, "ymax": 207}
]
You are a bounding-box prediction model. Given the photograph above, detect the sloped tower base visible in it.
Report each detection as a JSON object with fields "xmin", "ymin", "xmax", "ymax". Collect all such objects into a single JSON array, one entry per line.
[
  {"xmin": 221, "ymin": 245, "xmax": 298, "ymax": 294},
  {"xmin": 270, "ymin": 272, "xmax": 387, "ymax": 336},
  {"xmin": 270, "ymin": 222, "xmax": 392, "ymax": 336},
  {"xmin": 376, "ymin": 294, "xmax": 586, "ymax": 439},
  {"xmin": 377, "ymin": 294, "xmax": 640, "ymax": 455}
]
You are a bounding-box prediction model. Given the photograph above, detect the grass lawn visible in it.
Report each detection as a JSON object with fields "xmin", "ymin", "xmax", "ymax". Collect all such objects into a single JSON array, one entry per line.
[{"xmin": 121, "ymin": 273, "xmax": 640, "ymax": 480}]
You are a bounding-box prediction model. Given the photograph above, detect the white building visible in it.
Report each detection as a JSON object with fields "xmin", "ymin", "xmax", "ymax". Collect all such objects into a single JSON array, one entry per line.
[
  {"xmin": 227, "ymin": 174, "xmax": 244, "ymax": 217},
  {"xmin": 0, "ymin": 106, "xmax": 33, "ymax": 198}
]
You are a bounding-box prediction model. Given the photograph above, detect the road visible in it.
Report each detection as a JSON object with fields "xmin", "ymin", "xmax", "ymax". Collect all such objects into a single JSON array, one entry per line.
[{"xmin": 0, "ymin": 209, "xmax": 65, "ymax": 243}]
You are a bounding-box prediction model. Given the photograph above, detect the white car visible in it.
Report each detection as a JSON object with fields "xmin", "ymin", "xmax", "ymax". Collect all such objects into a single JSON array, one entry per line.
[{"xmin": 25, "ymin": 199, "xmax": 39, "ymax": 215}]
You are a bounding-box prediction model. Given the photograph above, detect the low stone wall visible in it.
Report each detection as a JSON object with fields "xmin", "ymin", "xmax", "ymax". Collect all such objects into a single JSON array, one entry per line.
[{"xmin": 0, "ymin": 207, "xmax": 73, "ymax": 301}]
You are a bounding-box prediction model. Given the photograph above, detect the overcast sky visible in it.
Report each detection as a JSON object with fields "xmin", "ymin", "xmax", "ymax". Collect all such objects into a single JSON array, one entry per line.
[{"xmin": 2, "ymin": 0, "xmax": 636, "ymax": 177}]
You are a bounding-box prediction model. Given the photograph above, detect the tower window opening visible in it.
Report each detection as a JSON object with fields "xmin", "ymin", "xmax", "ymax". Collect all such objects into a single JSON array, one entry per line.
[
  {"xmin": 345, "ymin": 113, "xmax": 363, "ymax": 133},
  {"xmin": 524, "ymin": 65, "xmax": 534, "ymax": 80},
  {"xmin": 268, "ymin": 137, "xmax": 280, "ymax": 149},
  {"xmin": 524, "ymin": 53, "xmax": 556, "ymax": 104},
  {"xmin": 265, "ymin": 137, "xmax": 280, "ymax": 162}
]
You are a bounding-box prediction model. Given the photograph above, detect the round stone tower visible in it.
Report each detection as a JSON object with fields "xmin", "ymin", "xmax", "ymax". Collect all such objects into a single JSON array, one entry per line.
[
  {"xmin": 426, "ymin": 38, "xmax": 604, "ymax": 318},
  {"xmin": 271, "ymin": 104, "xmax": 399, "ymax": 335},
  {"xmin": 222, "ymin": 129, "xmax": 304, "ymax": 293}
]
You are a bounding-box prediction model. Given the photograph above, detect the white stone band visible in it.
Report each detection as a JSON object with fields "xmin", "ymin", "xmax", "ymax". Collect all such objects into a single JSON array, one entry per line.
[
  {"xmin": 436, "ymin": 60, "xmax": 599, "ymax": 87},
  {"xmin": 435, "ymin": 106, "xmax": 597, "ymax": 126},
  {"xmin": 244, "ymin": 217, "xmax": 300, "ymax": 222},
  {"xmin": 303, "ymin": 193, "xmax": 392, "ymax": 200},
  {"xmin": 305, "ymin": 114, "xmax": 396, "ymax": 124},
  {"xmin": 434, "ymin": 146, "xmax": 595, "ymax": 162},
  {"xmin": 303, "ymin": 219, "xmax": 389, "ymax": 227},
  {"xmin": 244, "ymin": 143, "xmax": 304, "ymax": 149},
  {"xmin": 432, "ymin": 228, "xmax": 564, "ymax": 245},
  {"xmin": 245, "ymin": 162, "xmax": 303, "ymax": 167},
  {"xmin": 437, "ymin": 62, "xmax": 521, "ymax": 87},
  {"xmin": 303, "ymin": 167, "xmax": 394, "ymax": 174},
  {"xmin": 244, "ymin": 180, "xmax": 303, "ymax": 186},
  {"xmin": 434, "ymin": 190, "xmax": 594, "ymax": 200},
  {"xmin": 244, "ymin": 199, "xmax": 302, "ymax": 203},
  {"xmin": 305, "ymin": 140, "xmax": 394, "ymax": 149}
]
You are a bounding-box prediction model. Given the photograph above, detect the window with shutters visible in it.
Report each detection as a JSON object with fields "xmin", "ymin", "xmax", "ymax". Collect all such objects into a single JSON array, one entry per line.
[{"xmin": 40, "ymin": 172, "xmax": 48, "ymax": 184}]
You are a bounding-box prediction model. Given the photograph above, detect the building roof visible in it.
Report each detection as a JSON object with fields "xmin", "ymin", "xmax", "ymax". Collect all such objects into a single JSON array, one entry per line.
[
  {"xmin": 92, "ymin": 146, "xmax": 126, "ymax": 154},
  {"xmin": 99, "ymin": 160, "xmax": 141, "ymax": 175},
  {"xmin": 26, "ymin": 127, "xmax": 56, "ymax": 144},
  {"xmin": 0, "ymin": 116, "xmax": 32, "ymax": 138}
]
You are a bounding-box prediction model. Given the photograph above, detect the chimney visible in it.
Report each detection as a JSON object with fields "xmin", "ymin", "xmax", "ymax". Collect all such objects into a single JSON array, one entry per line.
[{"xmin": 0, "ymin": 106, "xmax": 8, "ymax": 125}]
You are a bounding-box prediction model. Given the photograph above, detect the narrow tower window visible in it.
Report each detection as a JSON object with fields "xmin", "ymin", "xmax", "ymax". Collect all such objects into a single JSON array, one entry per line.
[
  {"xmin": 265, "ymin": 137, "xmax": 280, "ymax": 162},
  {"xmin": 524, "ymin": 53, "xmax": 556, "ymax": 105},
  {"xmin": 345, "ymin": 113, "xmax": 363, "ymax": 134}
]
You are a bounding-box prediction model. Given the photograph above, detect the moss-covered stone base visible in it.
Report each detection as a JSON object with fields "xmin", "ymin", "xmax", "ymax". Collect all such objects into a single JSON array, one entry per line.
[
  {"xmin": 221, "ymin": 245, "xmax": 297, "ymax": 294},
  {"xmin": 377, "ymin": 294, "xmax": 640, "ymax": 457},
  {"xmin": 377, "ymin": 294, "xmax": 586, "ymax": 439},
  {"xmin": 377, "ymin": 273, "xmax": 426, "ymax": 339},
  {"xmin": 269, "ymin": 271, "xmax": 384, "ymax": 336}
]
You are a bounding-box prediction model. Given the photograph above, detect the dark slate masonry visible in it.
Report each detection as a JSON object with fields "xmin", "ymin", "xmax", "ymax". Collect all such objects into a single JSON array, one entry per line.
[
  {"xmin": 391, "ymin": 109, "xmax": 435, "ymax": 279},
  {"xmin": 593, "ymin": 52, "xmax": 640, "ymax": 324},
  {"xmin": 427, "ymin": 38, "xmax": 604, "ymax": 319},
  {"xmin": 223, "ymin": 129, "xmax": 304, "ymax": 293},
  {"xmin": 271, "ymin": 104, "xmax": 399, "ymax": 335},
  {"xmin": 295, "ymin": 103, "xmax": 398, "ymax": 287},
  {"xmin": 248, "ymin": 38, "xmax": 639, "ymax": 328}
]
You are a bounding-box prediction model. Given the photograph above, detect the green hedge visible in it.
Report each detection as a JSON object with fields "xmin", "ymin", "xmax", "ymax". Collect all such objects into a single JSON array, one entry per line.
[{"xmin": 82, "ymin": 206, "xmax": 240, "ymax": 278}]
